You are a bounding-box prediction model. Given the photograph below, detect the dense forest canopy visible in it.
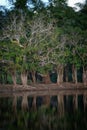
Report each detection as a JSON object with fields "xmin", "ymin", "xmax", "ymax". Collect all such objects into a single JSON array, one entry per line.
[{"xmin": 0, "ymin": 0, "xmax": 87, "ymax": 86}]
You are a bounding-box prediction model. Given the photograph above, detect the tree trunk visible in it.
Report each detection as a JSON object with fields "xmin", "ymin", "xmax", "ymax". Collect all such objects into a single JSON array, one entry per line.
[
  {"xmin": 43, "ymin": 73, "xmax": 51, "ymax": 84},
  {"xmin": 31, "ymin": 71, "xmax": 36, "ymax": 84},
  {"xmin": 21, "ymin": 71, "xmax": 27, "ymax": 87},
  {"xmin": 21, "ymin": 55, "xmax": 28, "ymax": 86},
  {"xmin": 11, "ymin": 71, "xmax": 16, "ymax": 86},
  {"xmin": 72, "ymin": 65, "xmax": 78, "ymax": 84},
  {"xmin": 57, "ymin": 65, "xmax": 64, "ymax": 85},
  {"xmin": 83, "ymin": 66, "xmax": 87, "ymax": 86},
  {"xmin": 65, "ymin": 66, "xmax": 68, "ymax": 82}
]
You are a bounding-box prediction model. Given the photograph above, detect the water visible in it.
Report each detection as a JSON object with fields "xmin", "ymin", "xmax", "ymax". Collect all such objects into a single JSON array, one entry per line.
[{"xmin": 0, "ymin": 90, "xmax": 87, "ymax": 130}]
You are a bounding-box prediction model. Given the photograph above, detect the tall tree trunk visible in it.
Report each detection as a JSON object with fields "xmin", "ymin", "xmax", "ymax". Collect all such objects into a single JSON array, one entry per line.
[
  {"xmin": 31, "ymin": 71, "xmax": 36, "ymax": 84},
  {"xmin": 64, "ymin": 66, "xmax": 68, "ymax": 82},
  {"xmin": 72, "ymin": 64, "xmax": 78, "ymax": 84},
  {"xmin": 57, "ymin": 65, "xmax": 64, "ymax": 85},
  {"xmin": 21, "ymin": 71, "xmax": 27, "ymax": 87},
  {"xmin": 11, "ymin": 71, "xmax": 16, "ymax": 86},
  {"xmin": 43, "ymin": 73, "xmax": 51, "ymax": 84},
  {"xmin": 83, "ymin": 66, "xmax": 87, "ymax": 86},
  {"xmin": 21, "ymin": 55, "xmax": 28, "ymax": 86}
]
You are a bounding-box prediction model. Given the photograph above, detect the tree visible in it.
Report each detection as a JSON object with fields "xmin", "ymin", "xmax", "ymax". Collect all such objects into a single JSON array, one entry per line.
[
  {"xmin": 0, "ymin": 12, "xmax": 54, "ymax": 86},
  {"xmin": 40, "ymin": 27, "xmax": 68, "ymax": 85}
]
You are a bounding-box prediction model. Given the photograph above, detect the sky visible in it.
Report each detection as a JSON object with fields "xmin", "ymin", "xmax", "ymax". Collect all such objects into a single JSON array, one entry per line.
[
  {"xmin": 0, "ymin": 0, "xmax": 10, "ymax": 8},
  {"xmin": 0, "ymin": 0, "xmax": 9, "ymax": 6},
  {"xmin": 0, "ymin": 0, "xmax": 86, "ymax": 9},
  {"xmin": 68, "ymin": 0, "xmax": 85, "ymax": 7}
]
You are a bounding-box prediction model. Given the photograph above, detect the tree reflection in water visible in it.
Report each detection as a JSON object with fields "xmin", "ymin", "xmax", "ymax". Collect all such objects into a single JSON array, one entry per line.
[{"xmin": 0, "ymin": 94, "xmax": 87, "ymax": 130}]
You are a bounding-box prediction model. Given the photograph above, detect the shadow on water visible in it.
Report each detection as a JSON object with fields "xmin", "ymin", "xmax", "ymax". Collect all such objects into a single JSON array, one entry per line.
[{"xmin": 0, "ymin": 90, "xmax": 87, "ymax": 130}]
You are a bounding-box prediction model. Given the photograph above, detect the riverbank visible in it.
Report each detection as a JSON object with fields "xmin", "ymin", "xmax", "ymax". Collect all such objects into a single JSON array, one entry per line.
[{"xmin": 0, "ymin": 82, "xmax": 86, "ymax": 93}]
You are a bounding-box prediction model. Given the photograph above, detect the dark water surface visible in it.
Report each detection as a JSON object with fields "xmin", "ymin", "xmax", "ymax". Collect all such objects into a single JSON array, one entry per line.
[{"xmin": 0, "ymin": 89, "xmax": 87, "ymax": 130}]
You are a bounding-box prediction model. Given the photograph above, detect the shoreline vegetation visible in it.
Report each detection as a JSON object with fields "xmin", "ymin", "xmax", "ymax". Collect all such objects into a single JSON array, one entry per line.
[{"xmin": 0, "ymin": 1, "xmax": 87, "ymax": 88}]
